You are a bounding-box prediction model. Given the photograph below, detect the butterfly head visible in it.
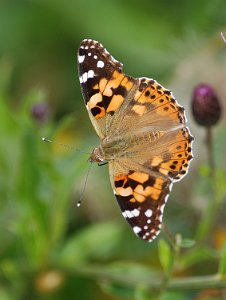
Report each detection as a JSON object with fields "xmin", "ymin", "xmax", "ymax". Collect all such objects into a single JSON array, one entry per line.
[{"xmin": 89, "ymin": 146, "xmax": 105, "ymax": 163}]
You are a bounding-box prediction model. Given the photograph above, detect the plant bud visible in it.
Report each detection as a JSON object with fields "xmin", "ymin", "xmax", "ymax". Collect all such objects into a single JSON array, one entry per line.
[
  {"xmin": 191, "ymin": 84, "xmax": 221, "ymax": 126},
  {"xmin": 31, "ymin": 102, "xmax": 50, "ymax": 123}
]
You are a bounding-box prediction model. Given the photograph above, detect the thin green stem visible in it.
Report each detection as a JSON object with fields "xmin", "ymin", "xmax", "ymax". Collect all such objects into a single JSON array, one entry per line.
[
  {"xmin": 71, "ymin": 264, "xmax": 226, "ymax": 290},
  {"xmin": 206, "ymin": 127, "xmax": 215, "ymax": 178},
  {"xmin": 195, "ymin": 127, "xmax": 219, "ymax": 242},
  {"xmin": 162, "ymin": 224, "xmax": 176, "ymax": 250}
]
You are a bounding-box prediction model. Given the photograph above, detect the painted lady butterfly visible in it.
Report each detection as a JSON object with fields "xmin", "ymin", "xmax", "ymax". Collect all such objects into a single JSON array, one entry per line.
[{"xmin": 78, "ymin": 39, "xmax": 193, "ymax": 242}]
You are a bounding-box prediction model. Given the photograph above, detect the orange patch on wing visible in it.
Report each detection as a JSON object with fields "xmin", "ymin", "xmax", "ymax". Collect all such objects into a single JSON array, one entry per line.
[
  {"xmin": 133, "ymin": 192, "xmax": 146, "ymax": 202},
  {"xmin": 115, "ymin": 175, "xmax": 127, "ymax": 183},
  {"xmin": 134, "ymin": 184, "xmax": 161, "ymax": 201},
  {"xmin": 121, "ymin": 77, "xmax": 134, "ymax": 91},
  {"xmin": 170, "ymin": 152, "xmax": 187, "ymax": 159},
  {"xmin": 154, "ymin": 178, "xmax": 165, "ymax": 190},
  {"xmin": 103, "ymin": 71, "xmax": 124, "ymax": 97},
  {"xmin": 99, "ymin": 78, "xmax": 108, "ymax": 93},
  {"xmin": 106, "ymin": 94, "xmax": 124, "ymax": 113},
  {"xmin": 135, "ymin": 88, "xmax": 153, "ymax": 104},
  {"xmin": 95, "ymin": 106, "xmax": 105, "ymax": 119},
  {"xmin": 133, "ymin": 90, "xmax": 143, "ymax": 102},
  {"xmin": 156, "ymin": 103, "xmax": 178, "ymax": 120},
  {"xmin": 151, "ymin": 156, "xmax": 163, "ymax": 167},
  {"xmin": 129, "ymin": 198, "xmax": 136, "ymax": 203},
  {"xmin": 93, "ymin": 83, "xmax": 99, "ymax": 90},
  {"xmin": 116, "ymin": 186, "xmax": 133, "ymax": 197},
  {"xmin": 169, "ymin": 138, "xmax": 187, "ymax": 154},
  {"xmin": 128, "ymin": 172, "xmax": 149, "ymax": 184},
  {"xmin": 88, "ymin": 92, "xmax": 102, "ymax": 109},
  {"xmin": 132, "ymin": 104, "xmax": 147, "ymax": 116},
  {"xmin": 159, "ymin": 167, "xmax": 169, "ymax": 176}
]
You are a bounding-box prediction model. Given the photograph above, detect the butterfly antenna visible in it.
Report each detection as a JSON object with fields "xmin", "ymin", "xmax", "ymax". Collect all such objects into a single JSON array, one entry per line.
[
  {"xmin": 76, "ymin": 161, "xmax": 93, "ymax": 207},
  {"xmin": 42, "ymin": 137, "xmax": 89, "ymax": 155}
]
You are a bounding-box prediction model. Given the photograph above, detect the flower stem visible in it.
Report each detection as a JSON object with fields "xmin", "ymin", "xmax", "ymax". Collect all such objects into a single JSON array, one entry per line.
[
  {"xmin": 206, "ymin": 127, "xmax": 215, "ymax": 177},
  {"xmin": 72, "ymin": 264, "xmax": 226, "ymax": 290},
  {"xmin": 162, "ymin": 223, "xmax": 176, "ymax": 250}
]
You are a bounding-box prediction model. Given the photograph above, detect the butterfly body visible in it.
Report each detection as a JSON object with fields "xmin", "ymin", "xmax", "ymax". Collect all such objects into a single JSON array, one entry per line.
[{"xmin": 78, "ymin": 39, "xmax": 193, "ymax": 242}]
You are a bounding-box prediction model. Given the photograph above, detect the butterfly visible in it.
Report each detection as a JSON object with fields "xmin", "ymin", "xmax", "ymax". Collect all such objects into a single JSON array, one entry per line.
[{"xmin": 77, "ymin": 39, "xmax": 193, "ymax": 242}]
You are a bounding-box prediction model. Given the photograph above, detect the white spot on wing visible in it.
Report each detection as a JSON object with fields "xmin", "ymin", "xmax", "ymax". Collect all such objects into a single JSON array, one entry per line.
[
  {"xmin": 82, "ymin": 72, "xmax": 88, "ymax": 83},
  {"xmin": 122, "ymin": 211, "xmax": 127, "ymax": 218},
  {"xmin": 125, "ymin": 210, "xmax": 133, "ymax": 218},
  {"xmin": 94, "ymin": 55, "xmax": 98, "ymax": 59},
  {"xmin": 78, "ymin": 55, "xmax": 85, "ymax": 63},
  {"xmin": 155, "ymin": 230, "xmax": 160, "ymax": 236},
  {"xmin": 133, "ymin": 226, "xmax": 141, "ymax": 234},
  {"xmin": 97, "ymin": 60, "xmax": 104, "ymax": 68},
  {"xmin": 144, "ymin": 209, "xmax": 152, "ymax": 218},
  {"xmin": 131, "ymin": 208, "xmax": 140, "ymax": 217},
  {"xmin": 87, "ymin": 70, "xmax": 95, "ymax": 79},
  {"xmin": 160, "ymin": 204, "xmax": 165, "ymax": 214},
  {"xmin": 123, "ymin": 209, "xmax": 140, "ymax": 219}
]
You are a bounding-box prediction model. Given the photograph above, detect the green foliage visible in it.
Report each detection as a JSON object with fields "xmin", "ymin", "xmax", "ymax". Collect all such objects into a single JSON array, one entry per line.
[
  {"xmin": 0, "ymin": 1, "xmax": 226, "ymax": 299},
  {"xmin": 219, "ymin": 243, "xmax": 226, "ymax": 277},
  {"xmin": 158, "ymin": 239, "xmax": 174, "ymax": 277}
]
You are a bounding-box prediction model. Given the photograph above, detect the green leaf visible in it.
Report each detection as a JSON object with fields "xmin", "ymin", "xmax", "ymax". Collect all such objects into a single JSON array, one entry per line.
[
  {"xmin": 218, "ymin": 243, "xmax": 226, "ymax": 276},
  {"xmin": 179, "ymin": 238, "xmax": 196, "ymax": 249},
  {"xmin": 58, "ymin": 221, "xmax": 123, "ymax": 265},
  {"xmin": 181, "ymin": 246, "xmax": 213, "ymax": 269},
  {"xmin": 135, "ymin": 285, "xmax": 157, "ymax": 300},
  {"xmin": 160, "ymin": 291, "xmax": 191, "ymax": 300},
  {"xmin": 158, "ymin": 239, "xmax": 173, "ymax": 275},
  {"xmin": 74, "ymin": 262, "xmax": 160, "ymax": 289},
  {"xmin": 100, "ymin": 281, "xmax": 135, "ymax": 299},
  {"xmin": 0, "ymin": 287, "xmax": 13, "ymax": 300}
]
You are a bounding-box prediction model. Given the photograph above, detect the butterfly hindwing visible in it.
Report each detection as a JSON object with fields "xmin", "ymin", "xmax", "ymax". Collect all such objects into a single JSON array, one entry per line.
[{"xmin": 109, "ymin": 163, "xmax": 171, "ymax": 241}]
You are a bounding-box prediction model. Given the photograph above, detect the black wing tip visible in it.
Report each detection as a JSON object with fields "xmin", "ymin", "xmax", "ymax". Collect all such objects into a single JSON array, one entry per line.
[{"xmin": 78, "ymin": 38, "xmax": 123, "ymax": 70}]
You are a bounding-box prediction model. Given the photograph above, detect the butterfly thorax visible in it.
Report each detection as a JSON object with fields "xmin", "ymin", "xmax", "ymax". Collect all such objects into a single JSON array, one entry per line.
[{"xmin": 90, "ymin": 130, "xmax": 165, "ymax": 163}]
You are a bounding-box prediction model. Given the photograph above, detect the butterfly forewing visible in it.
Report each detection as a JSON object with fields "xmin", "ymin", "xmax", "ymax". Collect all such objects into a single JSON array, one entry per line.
[{"xmin": 78, "ymin": 39, "xmax": 137, "ymax": 139}]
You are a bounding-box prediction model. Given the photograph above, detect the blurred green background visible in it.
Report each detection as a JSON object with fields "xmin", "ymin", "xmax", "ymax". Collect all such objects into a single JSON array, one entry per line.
[{"xmin": 1, "ymin": 1, "xmax": 226, "ymax": 299}]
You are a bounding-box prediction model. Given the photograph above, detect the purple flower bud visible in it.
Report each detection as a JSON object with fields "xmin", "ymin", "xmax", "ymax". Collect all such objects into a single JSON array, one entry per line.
[
  {"xmin": 191, "ymin": 84, "xmax": 221, "ymax": 127},
  {"xmin": 31, "ymin": 102, "xmax": 50, "ymax": 123}
]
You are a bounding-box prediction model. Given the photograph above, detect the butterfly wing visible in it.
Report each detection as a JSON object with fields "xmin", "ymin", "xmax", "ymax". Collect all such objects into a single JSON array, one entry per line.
[
  {"xmin": 106, "ymin": 79, "xmax": 192, "ymax": 241},
  {"xmin": 105, "ymin": 77, "xmax": 193, "ymax": 182},
  {"xmin": 108, "ymin": 128, "xmax": 192, "ymax": 242},
  {"xmin": 78, "ymin": 39, "xmax": 137, "ymax": 139},
  {"xmin": 109, "ymin": 161, "xmax": 172, "ymax": 242}
]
